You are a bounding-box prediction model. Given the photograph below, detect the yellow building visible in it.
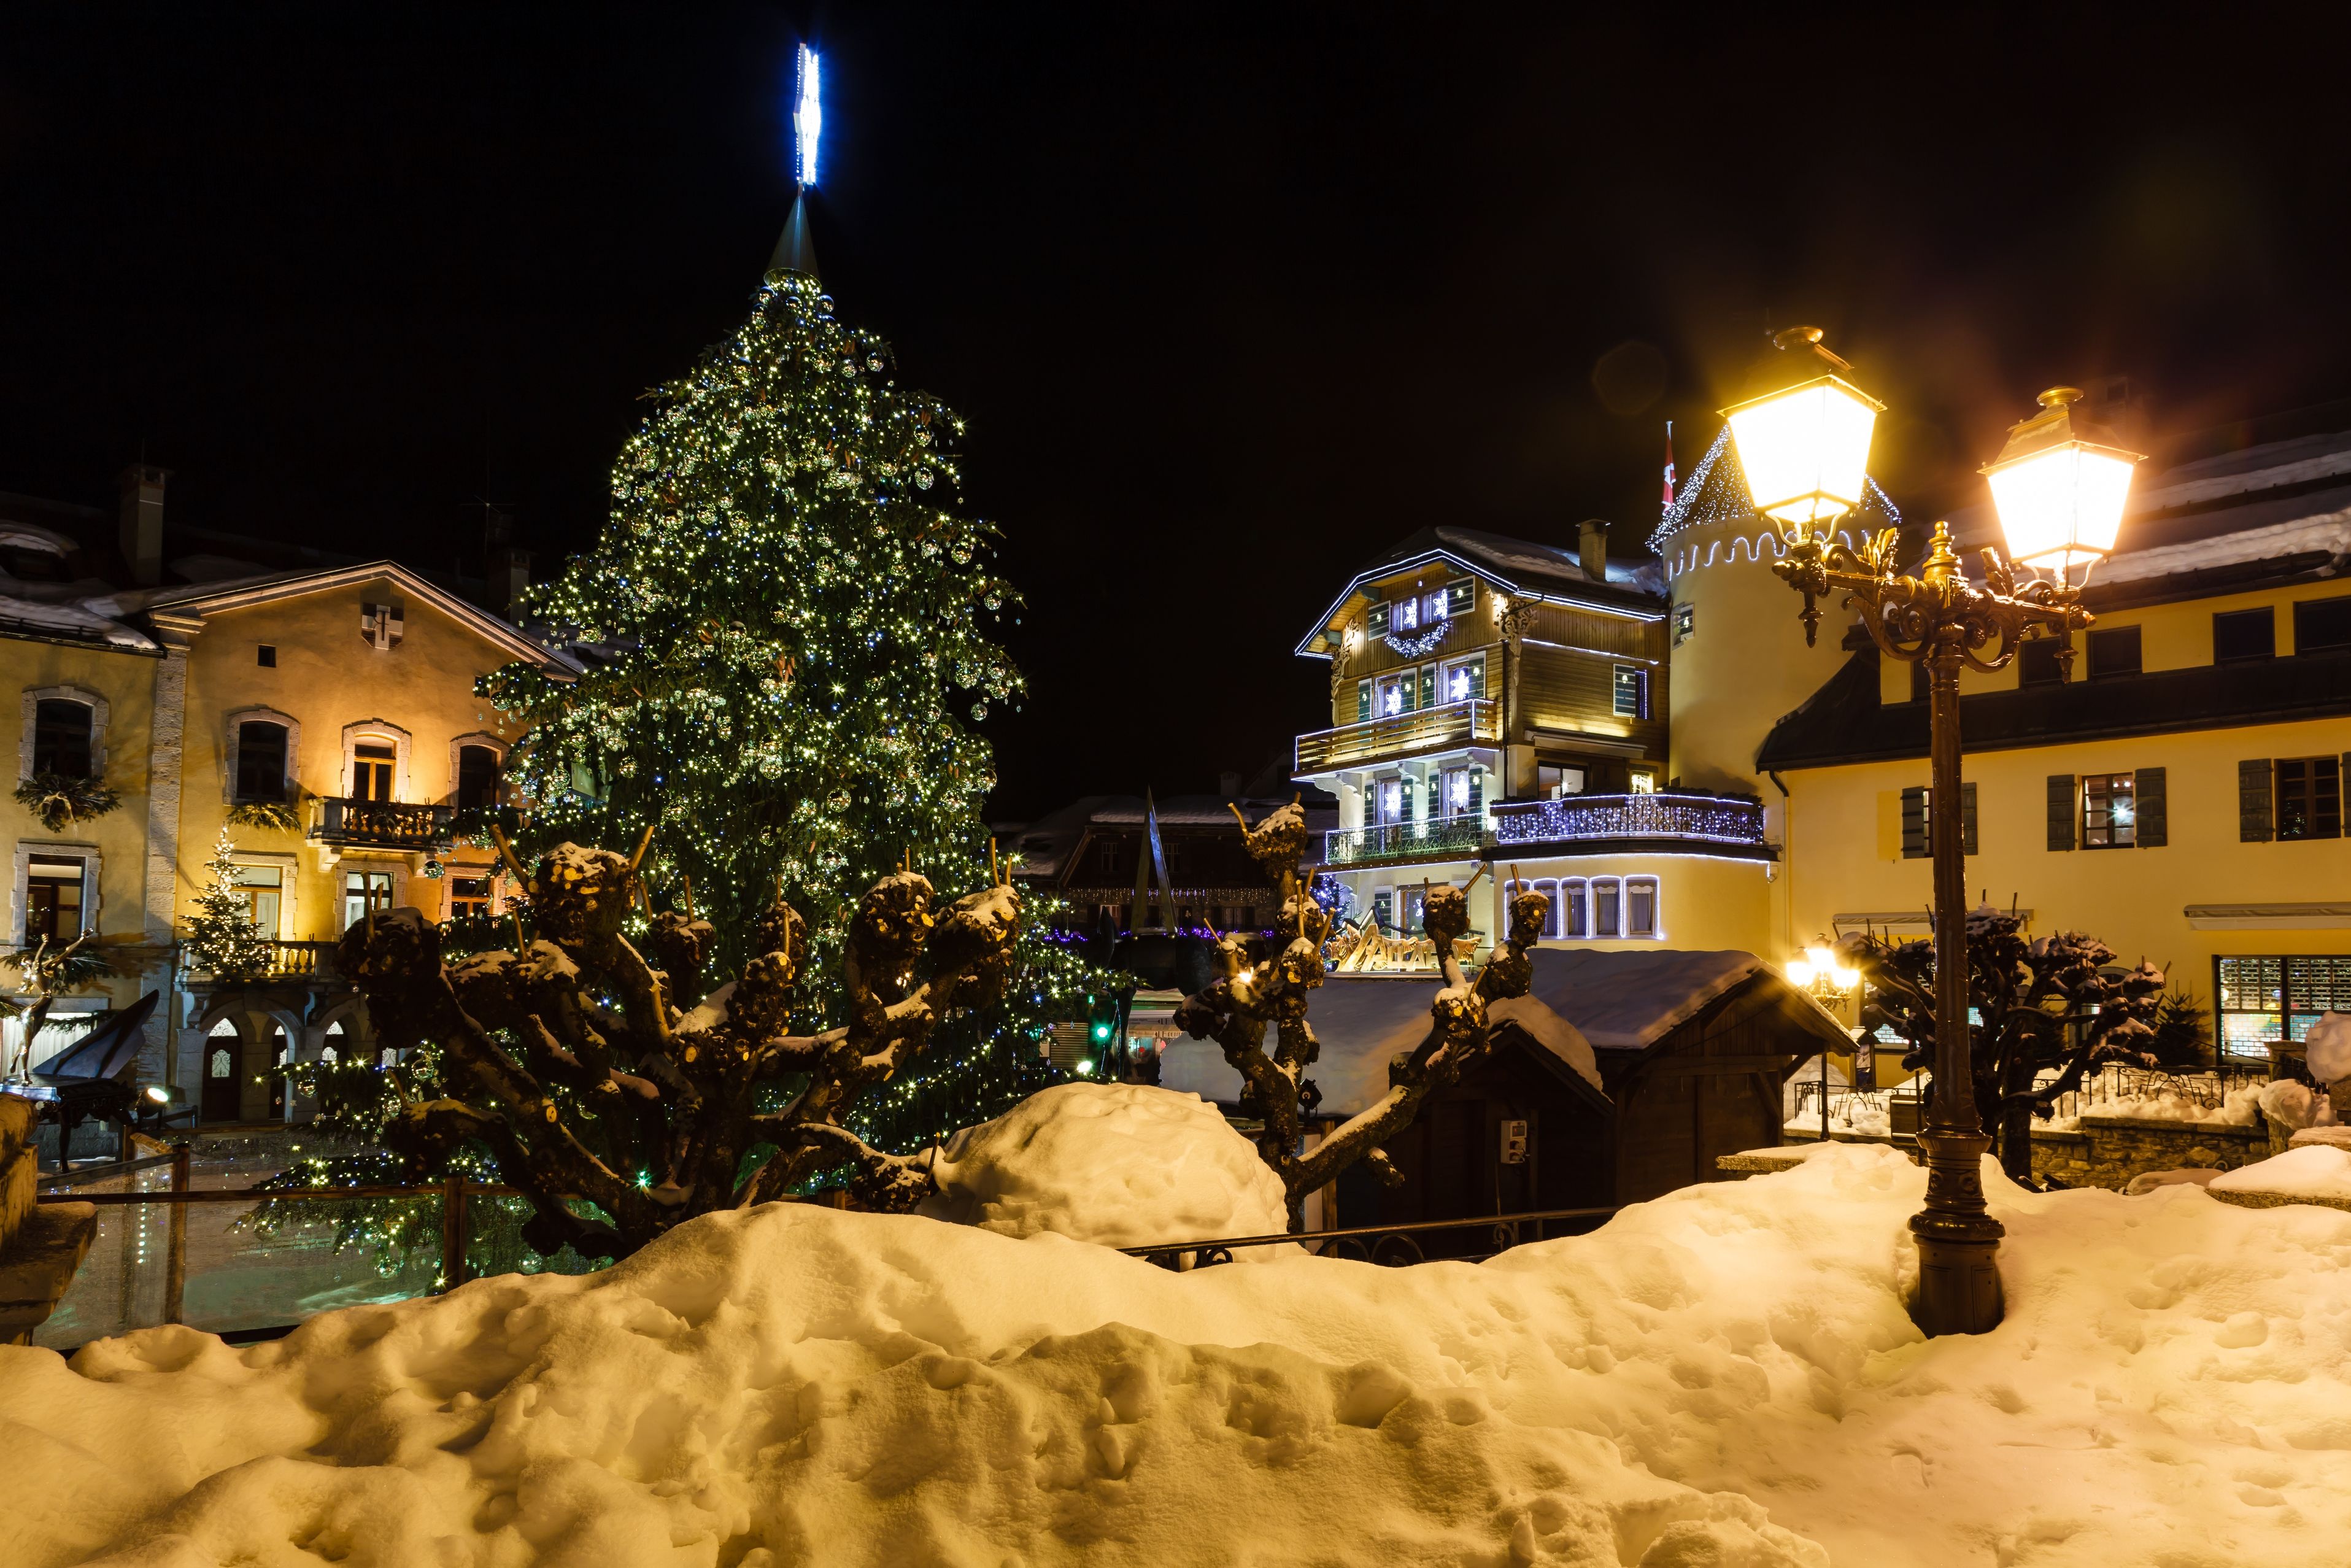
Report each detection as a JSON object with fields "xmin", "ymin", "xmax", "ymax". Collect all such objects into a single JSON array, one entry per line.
[
  {"xmin": 1291, "ymin": 523, "xmax": 1775, "ymax": 960},
  {"xmin": 1653, "ymin": 418, "xmax": 2351, "ymax": 1063},
  {"xmin": 0, "ymin": 469, "xmax": 566, "ymax": 1124}
]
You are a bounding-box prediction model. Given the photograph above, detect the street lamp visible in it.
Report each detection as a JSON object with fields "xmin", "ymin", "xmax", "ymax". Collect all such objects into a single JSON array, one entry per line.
[{"xmin": 1724, "ymin": 334, "xmax": 2142, "ymax": 1335}]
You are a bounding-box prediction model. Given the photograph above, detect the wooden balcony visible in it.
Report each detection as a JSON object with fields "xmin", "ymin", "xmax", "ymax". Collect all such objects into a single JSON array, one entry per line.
[
  {"xmin": 1294, "ymin": 698, "xmax": 1500, "ymax": 774},
  {"xmin": 309, "ymin": 797, "xmax": 457, "ymax": 852},
  {"xmin": 1323, "ymin": 813, "xmax": 1490, "ymax": 867},
  {"xmin": 1488, "ymin": 792, "xmax": 1773, "ymax": 861}
]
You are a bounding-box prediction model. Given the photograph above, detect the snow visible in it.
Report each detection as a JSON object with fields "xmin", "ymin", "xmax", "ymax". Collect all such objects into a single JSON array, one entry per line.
[
  {"xmin": 2, "ymin": 1152, "xmax": 2347, "ymax": 1566},
  {"xmin": 2304, "ymin": 1011, "xmax": 2351, "ymax": 1085},
  {"xmin": 917, "ymin": 1083, "xmax": 1289, "ymax": 1246},
  {"xmin": 2044, "ymin": 1077, "xmax": 2264, "ymax": 1131},
  {"xmin": 2091, "ymin": 506, "xmax": 2351, "ymax": 584},
  {"xmin": 2210, "ymin": 1143, "xmax": 2351, "ymax": 1205}
]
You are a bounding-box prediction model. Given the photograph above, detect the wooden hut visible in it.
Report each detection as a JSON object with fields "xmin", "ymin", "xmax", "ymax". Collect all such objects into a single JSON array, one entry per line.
[{"xmin": 1160, "ymin": 949, "xmax": 1849, "ymax": 1245}]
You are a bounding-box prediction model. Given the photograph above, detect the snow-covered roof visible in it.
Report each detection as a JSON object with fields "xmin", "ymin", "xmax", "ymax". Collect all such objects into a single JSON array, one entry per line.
[
  {"xmin": 1293, "ymin": 525, "xmax": 1664, "ymax": 658},
  {"xmin": 1160, "ymin": 973, "xmax": 1602, "ymax": 1116},
  {"xmin": 1521, "ymin": 948, "xmax": 1767, "ymax": 1050}
]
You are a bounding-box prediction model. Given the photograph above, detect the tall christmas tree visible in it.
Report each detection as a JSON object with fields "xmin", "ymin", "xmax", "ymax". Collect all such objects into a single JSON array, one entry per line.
[
  {"xmin": 183, "ymin": 831, "xmax": 274, "ymax": 983},
  {"xmin": 480, "ymin": 214, "xmax": 1091, "ymax": 1157}
]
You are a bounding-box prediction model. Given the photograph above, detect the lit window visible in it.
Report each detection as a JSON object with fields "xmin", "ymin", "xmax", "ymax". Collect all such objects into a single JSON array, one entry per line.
[
  {"xmin": 1443, "ymin": 768, "xmax": 1470, "ymax": 815},
  {"xmin": 1394, "ymin": 598, "xmax": 1418, "ymax": 631},
  {"xmin": 234, "ymin": 865, "xmax": 283, "ymax": 936},
  {"xmin": 1629, "ymin": 771, "xmax": 1657, "ymax": 795},
  {"xmin": 2082, "ymin": 773, "xmax": 2136, "ymax": 848},
  {"xmin": 1377, "ymin": 779, "xmax": 1403, "ymax": 824},
  {"xmin": 449, "ymin": 874, "xmax": 493, "ymax": 917},
  {"xmin": 1626, "ymin": 876, "xmax": 1659, "ymax": 937},
  {"xmin": 26, "ymin": 857, "xmax": 86, "ymax": 944},
  {"xmin": 2277, "ymin": 759, "xmax": 2343, "ymax": 841},
  {"xmin": 1592, "ymin": 878, "xmax": 1621, "ymax": 938},
  {"xmin": 344, "ymin": 869, "xmax": 394, "ymax": 928},
  {"xmin": 1562, "ymin": 879, "xmax": 1588, "ymax": 938},
  {"xmin": 1425, "ymin": 589, "xmax": 1448, "ymax": 622}
]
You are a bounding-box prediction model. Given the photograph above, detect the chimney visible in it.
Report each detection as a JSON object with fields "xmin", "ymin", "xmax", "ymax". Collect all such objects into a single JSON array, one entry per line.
[
  {"xmin": 487, "ymin": 546, "xmax": 533, "ymax": 615},
  {"xmin": 1219, "ymin": 770, "xmax": 1241, "ymax": 800},
  {"xmin": 118, "ymin": 465, "xmax": 168, "ymax": 586},
  {"xmin": 1577, "ymin": 519, "xmax": 1609, "ymax": 583}
]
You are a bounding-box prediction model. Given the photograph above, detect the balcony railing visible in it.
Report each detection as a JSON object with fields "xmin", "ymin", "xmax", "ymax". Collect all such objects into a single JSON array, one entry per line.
[
  {"xmin": 1324, "ymin": 813, "xmax": 1491, "ymax": 867},
  {"xmin": 1489, "ymin": 792, "xmax": 1770, "ymax": 856},
  {"xmin": 310, "ymin": 797, "xmax": 457, "ymax": 852},
  {"xmin": 1295, "ymin": 698, "xmax": 1500, "ymax": 773}
]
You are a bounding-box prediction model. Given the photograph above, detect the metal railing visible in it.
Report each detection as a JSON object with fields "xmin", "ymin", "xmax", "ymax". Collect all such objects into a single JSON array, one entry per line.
[
  {"xmin": 1324, "ymin": 813, "xmax": 1491, "ymax": 866},
  {"xmin": 1118, "ymin": 1204, "xmax": 1619, "ymax": 1270},
  {"xmin": 311, "ymin": 797, "xmax": 457, "ymax": 851},
  {"xmin": 1490, "ymin": 790, "xmax": 1766, "ymax": 849},
  {"xmin": 1294, "ymin": 698, "xmax": 1500, "ymax": 773}
]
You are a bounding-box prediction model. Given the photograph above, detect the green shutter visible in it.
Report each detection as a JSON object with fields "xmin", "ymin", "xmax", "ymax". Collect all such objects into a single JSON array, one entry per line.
[
  {"xmin": 1469, "ymin": 767, "xmax": 1484, "ymax": 816},
  {"xmin": 2047, "ymin": 775, "xmax": 2075, "ymax": 851},
  {"xmin": 1961, "ymin": 782, "xmax": 1979, "ymax": 856},
  {"xmin": 2135, "ymin": 767, "xmax": 2167, "ymax": 847},
  {"xmin": 1420, "ymin": 664, "xmax": 1437, "ymax": 709},
  {"xmin": 1402, "ymin": 775, "xmax": 1417, "ymax": 824},
  {"xmin": 1446, "ymin": 577, "xmax": 1475, "ymax": 616},
  {"xmin": 1368, "ymin": 604, "xmax": 1389, "ymax": 637},
  {"xmin": 2239, "ymin": 759, "xmax": 2273, "ymax": 841},
  {"xmin": 1356, "ymin": 679, "xmax": 1371, "ymax": 724},
  {"xmin": 1901, "ymin": 787, "xmax": 1928, "ymax": 859}
]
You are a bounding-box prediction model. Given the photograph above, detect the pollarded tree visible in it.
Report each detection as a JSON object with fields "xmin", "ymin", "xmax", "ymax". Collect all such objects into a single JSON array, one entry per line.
[
  {"xmin": 1845, "ymin": 907, "xmax": 2169, "ymax": 1183},
  {"xmin": 333, "ymin": 830, "xmax": 1022, "ymax": 1260},
  {"xmin": 479, "ymin": 265, "xmax": 1085, "ymax": 1143},
  {"xmin": 1173, "ymin": 802, "xmax": 1553, "ymax": 1229}
]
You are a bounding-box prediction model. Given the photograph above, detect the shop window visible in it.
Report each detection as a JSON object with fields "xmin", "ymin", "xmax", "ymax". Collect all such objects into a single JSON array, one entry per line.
[{"xmin": 2215, "ymin": 955, "xmax": 2351, "ymax": 1057}]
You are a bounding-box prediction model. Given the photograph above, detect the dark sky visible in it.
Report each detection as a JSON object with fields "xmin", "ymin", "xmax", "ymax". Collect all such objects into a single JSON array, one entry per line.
[{"xmin": 7, "ymin": 5, "xmax": 2349, "ymax": 819}]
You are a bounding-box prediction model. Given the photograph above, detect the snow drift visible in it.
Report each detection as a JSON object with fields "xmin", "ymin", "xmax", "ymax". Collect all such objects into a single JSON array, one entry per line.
[
  {"xmin": 7, "ymin": 1145, "xmax": 2351, "ymax": 1566},
  {"xmin": 917, "ymin": 1081, "xmax": 1289, "ymax": 1246}
]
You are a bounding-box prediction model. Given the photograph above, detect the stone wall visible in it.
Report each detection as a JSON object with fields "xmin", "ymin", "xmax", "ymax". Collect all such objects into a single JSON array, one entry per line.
[{"xmin": 2031, "ymin": 1115, "xmax": 2265, "ymax": 1191}]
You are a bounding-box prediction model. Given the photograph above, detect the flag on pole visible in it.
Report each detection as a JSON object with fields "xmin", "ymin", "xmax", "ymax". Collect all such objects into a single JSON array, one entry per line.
[{"xmin": 1661, "ymin": 420, "xmax": 1677, "ymax": 516}]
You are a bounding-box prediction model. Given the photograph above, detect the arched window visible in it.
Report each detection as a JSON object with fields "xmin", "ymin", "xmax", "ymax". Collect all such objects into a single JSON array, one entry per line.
[
  {"xmin": 33, "ymin": 700, "xmax": 93, "ymax": 778},
  {"xmin": 236, "ymin": 720, "xmax": 290, "ymax": 801}
]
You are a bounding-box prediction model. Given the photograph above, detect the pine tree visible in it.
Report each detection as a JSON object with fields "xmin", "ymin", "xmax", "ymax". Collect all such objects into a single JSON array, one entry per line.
[
  {"xmin": 480, "ymin": 263, "xmax": 1086, "ymax": 1153},
  {"xmin": 183, "ymin": 831, "xmax": 274, "ymax": 983}
]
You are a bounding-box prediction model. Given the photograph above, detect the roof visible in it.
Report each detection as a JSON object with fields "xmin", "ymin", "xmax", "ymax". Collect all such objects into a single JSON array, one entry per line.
[
  {"xmin": 1294, "ymin": 525, "xmax": 1664, "ymax": 658},
  {"xmin": 1158, "ymin": 973, "xmax": 1603, "ymax": 1115},
  {"xmin": 1519, "ymin": 948, "xmax": 1846, "ymax": 1051},
  {"xmin": 149, "ymin": 561, "xmax": 573, "ymax": 673},
  {"xmin": 1006, "ymin": 790, "xmax": 1339, "ymax": 881},
  {"xmin": 1758, "ymin": 643, "xmax": 2351, "ymax": 770}
]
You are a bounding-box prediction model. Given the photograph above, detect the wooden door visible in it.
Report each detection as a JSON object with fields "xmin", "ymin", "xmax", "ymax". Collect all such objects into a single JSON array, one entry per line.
[{"xmin": 201, "ymin": 1033, "xmax": 243, "ymax": 1121}]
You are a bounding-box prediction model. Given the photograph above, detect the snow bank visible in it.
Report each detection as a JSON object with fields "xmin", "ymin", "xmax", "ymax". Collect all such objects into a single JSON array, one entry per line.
[
  {"xmin": 9, "ymin": 1146, "xmax": 2351, "ymax": 1566},
  {"xmin": 917, "ymin": 1082, "xmax": 1289, "ymax": 1246},
  {"xmin": 2307, "ymin": 1011, "xmax": 2351, "ymax": 1085},
  {"xmin": 2211, "ymin": 1143, "xmax": 2351, "ymax": 1205}
]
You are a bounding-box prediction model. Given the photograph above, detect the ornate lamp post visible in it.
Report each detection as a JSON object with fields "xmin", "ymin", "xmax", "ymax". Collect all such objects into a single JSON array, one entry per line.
[{"xmin": 1726, "ymin": 337, "xmax": 2142, "ymax": 1334}]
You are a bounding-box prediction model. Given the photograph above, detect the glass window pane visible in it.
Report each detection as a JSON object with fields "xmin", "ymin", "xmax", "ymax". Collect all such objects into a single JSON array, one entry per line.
[{"xmin": 1594, "ymin": 879, "xmax": 1620, "ymax": 938}]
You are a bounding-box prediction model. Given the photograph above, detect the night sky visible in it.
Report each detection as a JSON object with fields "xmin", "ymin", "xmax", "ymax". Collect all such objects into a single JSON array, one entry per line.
[{"xmin": 7, "ymin": 5, "xmax": 2349, "ymax": 819}]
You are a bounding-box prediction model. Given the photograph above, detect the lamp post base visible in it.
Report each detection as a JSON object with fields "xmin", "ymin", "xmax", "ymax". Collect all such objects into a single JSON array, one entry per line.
[{"xmin": 1909, "ymin": 1127, "xmax": 2005, "ymax": 1335}]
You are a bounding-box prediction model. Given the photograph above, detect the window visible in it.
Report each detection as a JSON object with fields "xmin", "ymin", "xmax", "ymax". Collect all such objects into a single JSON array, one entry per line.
[
  {"xmin": 1672, "ymin": 603, "xmax": 1694, "ymax": 647},
  {"xmin": 343, "ymin": 869, "xmax": 393, "ymax": 928},
  {"xmin": 352, "ymin": 743, "xmax": 396, "ymax": 801},
  {"xmin": 1562, "ymin": 879, "xmax": 1587, "ymax": 938},
  {"xmin": 234, "ymin": 720, "xmax": 289, "ymax": 801},
  {"xmin": 1441, "ymin": 767, "xmax": 1471, "ymax": 816},
  {"xmin": 2214, "ymin": 607, "xmax": 2275, "ymax": 662},
  {"xmin": 1909, "ymin": 661, "xmax": 1931, "ymax": 703},
  {"xmin": 2276, "ymin": 757, "xmax": 2343, "ymax": 841},
  {"xmin": 2216, "ymin": 955, "xmax": 2351, "ymax": 1056},
  {"xmin": 31, "ymin": 700, "xmax": 92, "ymax": 778},
  {"xmin": 1612, "ymin": 665, "xmax": 1650, "ymax": 719},
  {"xmin": 25, "ymin": 857, "xmax": 85, "ymax": 943},
  {"xmin": 1393, "ymin": 597, "xmax": 1419, "ymax": 633},
  {"xmin": 2082, "ymin": 773, "xmax": 2136, "ymax": 848},
  {"xmin": 456, "ymin": 745, "xmax": 501, "ymax": 809},
  {"xmin": 449, "ymin": 875, "xmax": 492, "ymax": 918},
  {"xmin": 1628, "ymin": 770, "xmax": 1657, "ymax": 795},
  {"xmin": 360, "ymin": 601, "xmax": 404, "ymax": 651},
  {"xmin": 1423, "ymin": 587, "xmax": 1448, "ymax": 623},
  {"xmin": 2086, "ymin": 625, "xmax": 2141, "ymax": 678},
  {"xmin": 1438, "ymin": 657, "xmax": 1484, "ymax": 705},
  {"xmin": 1376, "ymin": 779, "xmax": 1403, "ymax": 825},
  {"xmin": 1626, "ymin": 876, "xmax": 1659, "ymax": 938},
  {"xmin": 1374, "ymin": 673, "xmax": 1411, "ymax": 717},
  {"xmin": 1538, "ymin": 765, "xmax": 1585, "ymax": 800},
  {"xmin": 2295, "ymin": 595, "xmax": 2351, "ymax": 654},
  {"xmin": 234, "ymin": 865, "xmax": 283, "ymax": 935},
  {"xmin": 1592, "ymin": 878, "xmax": 1621, "ymax": 938},
  {"xmin": 257, "ymin": 644, "xmax": 277, "ymax": 668},
  {"xmin": 1901, "ymin": 784, "xmax": 1978, "ymax": 858},
  {"xmin": 2018, "ymin": 639, "xmax": 2067, "ymax": 686}
]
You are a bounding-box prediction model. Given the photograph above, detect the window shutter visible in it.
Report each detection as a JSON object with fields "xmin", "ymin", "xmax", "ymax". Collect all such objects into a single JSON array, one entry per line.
[
  {"xmin": 1468, "ymin": 767, "xmax": 1484, "ymax": 817},
  {"xmin": 2134, "ymin": 767, "xmax": 2167, "ymax": 847},
  {"xmin": 2238, "ymin": 759, "xmax": 2273, "ymax": 841},
  {"xmin": 1356, "ymin": 680, "xmax": 1370, "ymax": 724},
  {"xmin": 1419, "ymin": 665, "xmax": 1437, "ymax": 709},
  {"xmin": 1446, "ymin": 578, "xmax": 1475, "ymax": 616},
  {"xmin": 1401, "ymin": 776, "xmax": 1417, "ymax": 824},
  {"xmin": 1901, "ymin": 787, "xmax": 1928, "ymax": 858},
  {"xmin": 2047, "ymin": 775, "xmax": 2075, "ymax": 851},
  {"xmin": 1369, "ymin": 604, "xmax": 1390, "ymax": 637},
  {"xmin": 1961, "ymin": 782, "xmax": 1979, "ymax": 856}
]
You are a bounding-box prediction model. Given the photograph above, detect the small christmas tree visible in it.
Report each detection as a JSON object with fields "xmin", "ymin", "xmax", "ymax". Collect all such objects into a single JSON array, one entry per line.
[{"xmin": 183, "ymin": 832, "xmax": 274, "ymax": 983}]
